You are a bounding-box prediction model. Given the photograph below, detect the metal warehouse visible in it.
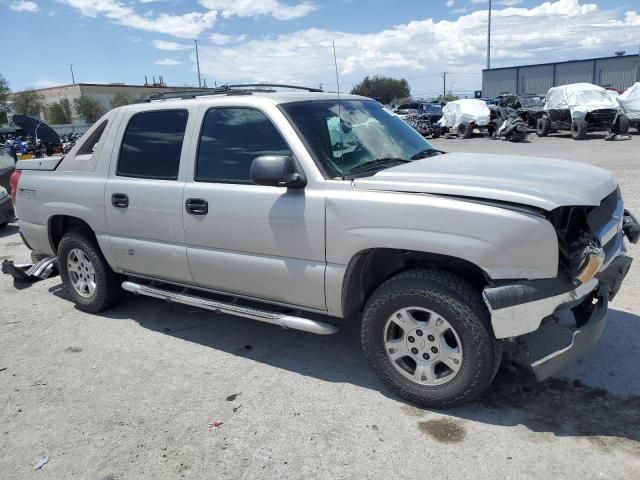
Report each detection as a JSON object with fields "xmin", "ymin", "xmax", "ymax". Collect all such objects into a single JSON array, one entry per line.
[{"xmin": 482, "ymin": 54, "xmax": 640, "ymax": 98}]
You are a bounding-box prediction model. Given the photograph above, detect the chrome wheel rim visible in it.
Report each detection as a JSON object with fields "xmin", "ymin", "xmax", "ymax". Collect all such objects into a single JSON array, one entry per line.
[
  {"xmin": 384, "ymin": 307, "xmax": 463, "ymax": 386},
  {"xmin": 67, "ymin": 248, "xmax": 96, "ymax": 298}
]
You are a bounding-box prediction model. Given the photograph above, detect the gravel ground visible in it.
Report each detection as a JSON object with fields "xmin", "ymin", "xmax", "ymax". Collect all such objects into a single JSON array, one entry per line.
[{"xmin": 1, "ymin": 132, "xmax": 639, "ymax": 479}]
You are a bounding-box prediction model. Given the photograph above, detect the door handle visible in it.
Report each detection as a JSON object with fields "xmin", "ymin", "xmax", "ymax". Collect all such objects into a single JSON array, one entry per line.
[
  {"xmin": 185, "ymin": 198, "xmax": 208, "ymax": 215},
  {"xmin": 111, "ymin": 193, "xmax": 129, "ymax": 208}
]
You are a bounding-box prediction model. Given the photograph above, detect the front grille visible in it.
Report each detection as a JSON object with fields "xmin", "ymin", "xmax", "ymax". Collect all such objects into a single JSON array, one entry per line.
[{"xmin": 587, "ymin": 188, "xmax": 619, "ymax": 234}]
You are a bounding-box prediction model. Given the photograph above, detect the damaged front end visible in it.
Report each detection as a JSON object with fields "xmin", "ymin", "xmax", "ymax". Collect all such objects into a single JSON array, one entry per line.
[{"xmin": 483, "ymin": 187, "xmax": 637, "ymax": 380}]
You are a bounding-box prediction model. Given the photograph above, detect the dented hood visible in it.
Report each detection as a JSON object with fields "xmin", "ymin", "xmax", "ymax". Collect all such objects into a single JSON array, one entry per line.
[{"xmin": 352, "ymin": 152, "xmax": 617, "ymax": 211}]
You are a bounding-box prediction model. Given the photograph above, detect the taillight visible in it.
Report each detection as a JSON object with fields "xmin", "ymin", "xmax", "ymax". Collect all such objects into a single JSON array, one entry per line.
[{"xmin": 9, "ymin": 169, "xmax": 20, "ymax": 205}]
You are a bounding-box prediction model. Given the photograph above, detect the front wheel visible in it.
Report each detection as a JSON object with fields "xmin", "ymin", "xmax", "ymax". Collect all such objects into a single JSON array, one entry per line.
[
  {"xmin": 457, "ymin": 122, "xmax": 473, "ymax": 139},
  {"xmin": 58, "ymin": 230, "xmax": 124, "ymax": 313},
  {"xmin": 361, "ymin": 269, "xmax": 502, "ymax": 408},
  {"xmin": 571, "ymin": 118, "xmax": 588, "ymax": 140}
]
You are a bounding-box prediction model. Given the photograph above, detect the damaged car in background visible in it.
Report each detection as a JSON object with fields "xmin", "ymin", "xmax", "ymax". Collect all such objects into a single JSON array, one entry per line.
[
  {"xmin": 438, "ymin": 98, "xmax": 491, "ymax": 138},
  {"xmin": 537, "ymin": 83, "xmax": 629, "ymax": 139},
  {"xmin": 616, "ymin": 82, "xmax": 640, "ymax": 133},
  {"xmin": 9, "ymin": 86, "xmax": 640, "ymax": 408}
]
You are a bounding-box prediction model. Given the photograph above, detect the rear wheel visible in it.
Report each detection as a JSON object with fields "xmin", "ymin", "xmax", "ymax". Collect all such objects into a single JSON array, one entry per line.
[
  {"xmin": 361, "ymin": 268, "xmax": 502, "ymax": 408},
  {"xmin": 571, "ymin": 118, "xmax": 588, "ymax": 140},
  {"xmin": 58, "ymin": 230, "xmax": 124, "ymax": 313},
  {"xmin": 457, "ymin": 122, "xmax": 473, "ymax": 139},
  {"xmin": 536, "ymin": 117, "xmax": 550, "ymax": 137}
]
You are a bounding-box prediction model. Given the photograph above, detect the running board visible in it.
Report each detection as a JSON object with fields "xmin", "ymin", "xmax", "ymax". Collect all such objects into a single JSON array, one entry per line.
[{"xmin": 121, "ymin": 281, "xmax": 339, "ymax": 335}]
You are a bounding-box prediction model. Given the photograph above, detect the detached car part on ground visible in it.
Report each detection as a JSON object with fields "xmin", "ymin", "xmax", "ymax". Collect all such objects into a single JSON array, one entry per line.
[
  {"xmin": 438, "ymin": 99, "xmax": 491, "ymax": 138},
  {"xmin": 11, "ymin": 89, "xmax": 638, "ymax": 409},
  {"xmin": 616, "ymin": 82, "xmax": 640, "ymax": 133},
  {"xmin": 537, "ymin": 83, "xmax": 629, "ymax": 140}
]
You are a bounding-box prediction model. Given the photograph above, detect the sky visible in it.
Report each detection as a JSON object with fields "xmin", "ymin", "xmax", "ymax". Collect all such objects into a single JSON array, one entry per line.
[{"xmin": 1, "ymin": 0, "xmax": 639, "ymax": 98}]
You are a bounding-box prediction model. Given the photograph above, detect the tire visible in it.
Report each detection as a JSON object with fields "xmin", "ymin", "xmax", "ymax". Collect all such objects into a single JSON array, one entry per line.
[
  {"xmin": 611, "ymin": 114, "xmax": 630, "ymax": 135},
  {"xmin": 510, "ymin": 129, "xmax": 527, "ymax": 143},
  {"xmin": 58, "ymin": 230, "xmax": 124, "ymax": 313},
  {"xmin": 571, "ymin": 118, "xmax": 588, "ymax": 140},
  {"xmin": 361, "ymin": 268, "xmax": 503, "ymax": 408},
  {"xmin": 456, "ymin": 122, "xmax": 473, "ymax": 139},
  {"xmin": 536, "ymin": 117, "xmax": 550, "ymax": 137}
]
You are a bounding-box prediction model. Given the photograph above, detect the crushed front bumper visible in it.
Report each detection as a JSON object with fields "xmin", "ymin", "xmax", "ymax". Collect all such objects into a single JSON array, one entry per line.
[{"xmin": 483, "ymin": 255, "xmax": 632, "ymax": 380}]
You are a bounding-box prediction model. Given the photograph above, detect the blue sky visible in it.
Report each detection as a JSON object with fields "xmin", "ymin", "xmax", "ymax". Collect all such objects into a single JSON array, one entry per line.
[{"xmin": 1, "ymin": 0, "xmax": 639, "ymax": 97}]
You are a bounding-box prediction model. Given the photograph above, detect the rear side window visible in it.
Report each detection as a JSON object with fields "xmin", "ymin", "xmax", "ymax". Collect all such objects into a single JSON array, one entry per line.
[
  {"xmin": 77, "ymin": 120, "xmax": 108, "ymax": 156},
  {"xmin": 196, "ymin": 108, "xmax": 291, "ymax": 184},
  {"xmin": 117, "ymin": 110, "xmax": 188, "ymax": 180}
]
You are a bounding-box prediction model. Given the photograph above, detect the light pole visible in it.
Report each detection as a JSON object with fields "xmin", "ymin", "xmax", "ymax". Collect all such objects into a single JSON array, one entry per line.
[
  {"xmin": 487, "ymin": 0, "xmax": 492, "ymax": 70},
  {"xmin": 67, "ymin": 64, "xmax": 76, "ymax": 84},
  {"xmin": 194, "ymin": 40, "xmax": 202, "ymax": 88}
]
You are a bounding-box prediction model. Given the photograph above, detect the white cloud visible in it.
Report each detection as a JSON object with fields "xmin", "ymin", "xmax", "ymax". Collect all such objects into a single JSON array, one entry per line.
[
  {"xmin": 154, "ymin": 58, "xmax": 183, "ymax": 66},
  {"xmin": 10, "ymin": 1, "xmax": 39, "ymax": 12},
  {"xmin": 196, "ymin": 0, "xmax": 640, "ymax": 96},
  {"xmin": 62, "ymin": 0, "xmax": 217, "ymax": 38},
  {"xmin": 446, "ymin": 0, "xmax": 454, "ymax": 7},
  {"xmin": 152, "ymin": 39, "xmax": 191, "ymax": 51},
  {"xmin": 199, "ymin": 0, "xmax": 317, "ymax": 20},
  {"xmin": 208, "ymin": 33, "xmax": 247, "ymax": 45}
]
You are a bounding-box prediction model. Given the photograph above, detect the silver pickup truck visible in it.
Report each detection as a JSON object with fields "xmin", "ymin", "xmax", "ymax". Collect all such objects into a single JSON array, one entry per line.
[{"xmin": 12, "ymin": 87, "xmax": 639, "ymax": 408}]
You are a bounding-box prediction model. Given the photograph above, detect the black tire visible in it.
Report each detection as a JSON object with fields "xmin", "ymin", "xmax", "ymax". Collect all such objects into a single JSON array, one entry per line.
[
  {"xmin": 361, "ymin": 268, "xmax": 502, "ymax": 408},
  {"xmin": 510, "ymin": 129, "xmax": 527, "ymax": 143},
  {"xmin": 457, "ymin": 122, "xmax": 473, "ymax": 139},
  {"xmin": 536, "ymin": 117, "xmax": 550, "ymax": 137},
  {"xmin": 58, "ymin": 230, "xmax": 124, "ymax": 313},
  {"xmin": 571, "ymin": 118, "xmax": 588, "ymax": 140},
  {"xmin": 611, "ymin": 114, "xmax": 630, "ymax": 135}
]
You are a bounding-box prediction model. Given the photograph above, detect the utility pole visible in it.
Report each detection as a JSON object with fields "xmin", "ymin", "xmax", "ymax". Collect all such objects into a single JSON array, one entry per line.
[
  {"xmin": 194, "ymin": 39, "xmax": 202, "ymax": 88},
  {"xmin": 442, "ymin": 72, "xmax": 447, "ymax": 98},
  {"xmin": 487, "ymin": 0, "xmax": 492, "ymax": 69},
  {"xmin": 67, "ymin": 64, "xmax": 76, "ymax": 84}
]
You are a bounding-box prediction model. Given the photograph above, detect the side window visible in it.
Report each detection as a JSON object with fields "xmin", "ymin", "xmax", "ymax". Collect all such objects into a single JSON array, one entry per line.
[
  {"xmin": 76, "ymin": 120, "xmax": 108, "ymax": 156},
  {"xmin": 196, "ymin": 108, "xmax": 291, "ymax": 184},
  {"xmin": 117, "ymin": 109, "xmax": 188, "ymax": 180}
]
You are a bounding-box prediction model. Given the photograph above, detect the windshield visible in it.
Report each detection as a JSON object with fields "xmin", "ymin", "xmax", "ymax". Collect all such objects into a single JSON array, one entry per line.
[
  {"xmin": 520, "ymin": 96, "xmax": 544, "ymax": 108},
  {"xmin": 281, "ymin": 100, "xmax": 435, "ymax": 178},
  {"xmin": 423, "ymin": 104, "xmax": 443, "ymax": 114}
]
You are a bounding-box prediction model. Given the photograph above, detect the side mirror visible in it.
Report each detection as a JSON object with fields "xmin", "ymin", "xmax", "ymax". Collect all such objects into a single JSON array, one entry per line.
[{"xmin": 250, "ymin": 155, "xmax": 306, "ymax": 189}]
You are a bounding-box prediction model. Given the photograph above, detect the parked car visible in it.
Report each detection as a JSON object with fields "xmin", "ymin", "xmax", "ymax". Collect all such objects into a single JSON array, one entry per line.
[
  {"xmin": 0, "ymin": 186, "xmax": 14, "ymax": 228},
  {"xmin": 537, "ymin": 83, "xmax": 629, "ymax": 139},
  {"xmin": 616, "ymin": 82, "xmax": 640, "ymax": 133},
  {"xmin": 0, "ymin": 147, "xmax": 15, "ymax": 194},
  {"xmin": 515, "ymin": 95, "xmax": 546, "ymax": 128},
  {"xmin": 12, "ymin": 86, "xmax": 638, "ymax": 408},
  {"xmin": 438, "ymin": 99, "xmax": 491, "ymax": 138}
]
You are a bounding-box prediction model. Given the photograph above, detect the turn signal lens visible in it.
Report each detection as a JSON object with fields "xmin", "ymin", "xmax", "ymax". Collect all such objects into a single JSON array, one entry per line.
[{"xmin": 576, "ymin": 250, "xmax": 605, "ymax": 283}]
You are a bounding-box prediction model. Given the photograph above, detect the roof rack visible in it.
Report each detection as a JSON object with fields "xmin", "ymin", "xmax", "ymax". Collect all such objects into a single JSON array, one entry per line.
[{"xmin": 136, "ymin": 83, "xmax": 322, "ymax": 103}]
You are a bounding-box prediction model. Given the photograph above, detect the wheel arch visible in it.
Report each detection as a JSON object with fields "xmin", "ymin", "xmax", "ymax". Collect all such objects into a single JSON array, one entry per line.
[
  {"xmin": 48, "ymin": 215, "xmax": 97, "ymax": 254},
  {"xmin": 341, "ymin": 248, "xmax": 490, "ymax": 320}
]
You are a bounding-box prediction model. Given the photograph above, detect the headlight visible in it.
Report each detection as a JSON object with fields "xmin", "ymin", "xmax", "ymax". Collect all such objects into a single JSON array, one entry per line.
[
  {"xmin": 0, "ymin": 188, "xmax": 8, "ymax": 200},
  {"xmin": 575, "ymin": 248, "xmax": 605, "ymax": 283}
]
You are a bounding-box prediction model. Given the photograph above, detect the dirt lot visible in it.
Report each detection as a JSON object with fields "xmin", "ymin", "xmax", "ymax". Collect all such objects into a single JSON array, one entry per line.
[{"xmin": 1, "ymin": 132, "xmax": 639, "ymax": 479}]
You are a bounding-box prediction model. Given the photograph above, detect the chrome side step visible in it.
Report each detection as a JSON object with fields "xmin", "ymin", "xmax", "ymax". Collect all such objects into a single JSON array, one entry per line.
[{"xmin": 121, "ymin": 281, "xmax": 339, "ymax": 335}]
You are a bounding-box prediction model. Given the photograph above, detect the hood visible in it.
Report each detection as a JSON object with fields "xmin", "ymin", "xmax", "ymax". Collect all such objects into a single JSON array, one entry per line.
[{"xmin": 352, "ymin": 152, "xmax": 616, "ymax": 211}]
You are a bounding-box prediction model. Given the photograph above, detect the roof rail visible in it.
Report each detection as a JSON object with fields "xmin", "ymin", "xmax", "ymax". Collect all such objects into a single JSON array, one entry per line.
[
  {"xmin": 224, "ymin": 83, "xmax": 323, "ymax": 93},
  {"xmin": 135, "ymin": 83, "xmax": 323, "ymax": 103}
]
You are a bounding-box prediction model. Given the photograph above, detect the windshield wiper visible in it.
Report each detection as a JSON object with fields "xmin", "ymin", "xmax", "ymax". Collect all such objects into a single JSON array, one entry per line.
[
  {"xmin": 347, "ymin": 157, "xmax": 411, "ymax": 175},
  {"xmin": 410, "ymin": 148, "xmax": 443, "ymax": 160}
]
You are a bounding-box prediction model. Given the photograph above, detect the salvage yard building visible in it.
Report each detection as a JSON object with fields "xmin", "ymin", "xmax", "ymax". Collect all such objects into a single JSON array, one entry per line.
[{"xmin": 482, "ymin": 53, "xmax": 640, "ymax": 98}]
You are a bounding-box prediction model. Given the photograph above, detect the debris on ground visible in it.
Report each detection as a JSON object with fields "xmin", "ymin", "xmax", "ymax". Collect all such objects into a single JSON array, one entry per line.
[
  {"xmin": 208, "ymin": 420, "xmax": 223, "ymax": 429},
  {"xmin": 32, "ymin": 454, "xmax": 49, "ymax": 470},
  {"xmin": 233, "ymin": 405, "xmax": 242, "ymax": 413},
  {"xmin": 604, "ymin": 133, "xmax": 632, "ymax": 141},
  {"xmin": 1, "ymin": 257, "xmax": 58, "ymax": 283},
  {"xmin": 225, "ymin": 392, "xmax": 241, "ymax": 401}
]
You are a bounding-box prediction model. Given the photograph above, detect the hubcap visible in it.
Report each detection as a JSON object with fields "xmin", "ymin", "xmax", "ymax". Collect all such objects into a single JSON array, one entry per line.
[
  {"xmin": 67, "ymin": 248, "xmax": 96, "ymax": 298},
  {"xmin": 384, "ymin": 307, "xmax": 463, "ymax": 386}
]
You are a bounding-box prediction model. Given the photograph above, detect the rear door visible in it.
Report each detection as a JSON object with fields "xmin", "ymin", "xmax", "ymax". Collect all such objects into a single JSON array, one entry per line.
[
  {"xmin": 182, "ymin": 105, "xmax": 326, "ymax": 310},
  {"xmin": 105, "ymin": 106, "xmax": 196, "ymax": 283}
]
